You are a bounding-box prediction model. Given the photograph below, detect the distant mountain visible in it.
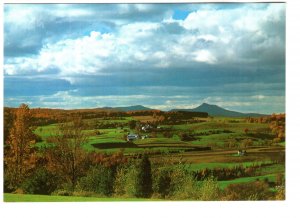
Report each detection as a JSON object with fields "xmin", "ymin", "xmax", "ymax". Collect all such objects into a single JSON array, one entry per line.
[
  {"xmin": 171, "ymin": 103, "xmax": 267, "ymax": 117},
  {"xmin": 98, "ymin": 105, "xmax": 153, "ymax": 112}
]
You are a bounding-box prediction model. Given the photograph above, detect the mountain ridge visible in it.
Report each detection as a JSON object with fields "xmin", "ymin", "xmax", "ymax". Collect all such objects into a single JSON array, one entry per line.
[
  {"xmin": 96, "ymin": 103, "xmax": 267, "ymax": 117},
  {"xmin": 170, "ymin": 103, "xmax": 267, "ymax": 117},
  {"xmin": 98, "ymin": 105, "xmax": 153, "ymax": 112}
]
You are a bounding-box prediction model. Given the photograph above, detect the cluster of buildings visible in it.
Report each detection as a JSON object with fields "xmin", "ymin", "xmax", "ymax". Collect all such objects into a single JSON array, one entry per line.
[{"xmin": 126, "ymin": 124, "xmax": 161, "ymax": 141}]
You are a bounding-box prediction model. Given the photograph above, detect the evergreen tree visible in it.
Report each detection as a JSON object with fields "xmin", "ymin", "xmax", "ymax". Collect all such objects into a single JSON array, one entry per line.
[{"xmin": 136, "ymin": 155, "xmax": 152, "ymax": 198}]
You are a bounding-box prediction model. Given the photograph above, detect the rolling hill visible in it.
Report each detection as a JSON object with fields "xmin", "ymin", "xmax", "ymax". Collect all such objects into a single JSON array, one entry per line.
[
  {"xmin": 100, "ymin": 105, "xmax": 153, "ymax": 112},
  {"xmin": 171, "ymin": 103, "xmax": 267, "ymax": 117},
  {"xmin": 97, "ymin": 103, "xmax": 267, "ymax": 117}
]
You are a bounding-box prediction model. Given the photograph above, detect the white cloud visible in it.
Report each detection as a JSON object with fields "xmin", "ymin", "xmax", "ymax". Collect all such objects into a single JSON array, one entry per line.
[
  {"xmin": 35, "ymin": 91, "xmax": 154, "ymax": 109},
  {"xmin": 119, "ymin": 22, "xmax": 160, "ymax": 42},
  {"xmin": 193, "ymin": 50, "xmax": 217, "ymax": 64},
  {"xmin": 180, "ymin": 4, "xmax": 285, "ymax": 64},
  {"xmin": 251, "ymin": 95, "xmax": 266, "ymax": 100},
  {"xmin": 4, "ymin": 4, "xmax": 285, "ymax": 79},
  {"xmin": 4, "ymin": 4, "xmax": 285, "ymax": 114}
]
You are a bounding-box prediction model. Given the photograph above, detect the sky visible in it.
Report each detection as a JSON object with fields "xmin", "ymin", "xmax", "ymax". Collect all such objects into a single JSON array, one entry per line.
[{"xmin": 3, "ymin": 3, "xmax": 285, "ymax": 113}]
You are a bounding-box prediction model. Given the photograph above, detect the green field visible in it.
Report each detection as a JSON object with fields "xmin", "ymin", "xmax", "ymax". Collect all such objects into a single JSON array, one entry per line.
[
  {"xmin": 3, "ymin": 193, "xmax": 153, "ymax": 202},
  {"xmin": 187, "ymin": 161, "xmax": 273, "ymax": 171},
  {"xmin": 218, "ymin": 174, "xmax": 277, "ymax": 190},
  {"xmin": 33, "ymin": 117, "xmax": 276, "ymax": 153}
]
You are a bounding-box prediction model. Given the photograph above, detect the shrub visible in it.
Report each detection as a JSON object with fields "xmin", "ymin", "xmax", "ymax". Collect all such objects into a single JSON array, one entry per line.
[
  {"xmin": 114, "ymin": 166, "xmax": 128, "ymax": 197},
  {"xmin": 224, "ymin": 139, "xmax": 238, "ymax": 148},
  {"xmin": 52, "ymin": 189, "xmax": 72, "ymax": 196},
  {"xmin": 128, "ymin": 120, "xmax": 137, "ymax": 129},
  {"xmin": 168, "ymin": 166, "xmax": 201, "ymax": 200},
  {"xmin": 124, "ymin": 164, "xmax": 139, "ymax": 197},
  {"xmin": 223, "ymin": 181, "xmax": 272, "ymax": 200},
  {"xmin": 163, "ymin": 131, "xmax": 173, "ymax": 138},
  {"xmin": 274, "ymin": 186, "xmax": 285, "ymax": 200},
  {"xmin": 276, "ymin": 173, "xmax": 285, "ymax": 186},
  {"xmin": 21, "ymin": 168, "xmax": 58, "ymax": 195},
  {"xmin": 77, "ymin": 165, "xmax": 114, "ymax": 196},
  {"xmin": 4, "ymin": 173, "xmax": 15, "ymax": 193},
  {"xmin": 179, "ymin": 133, "xmax": 195, "ymax": 141},
  {"xmin": 199, "ymin": 176, "xmax": 220, "ymax": 201},
  {"xmin": 241, "ymin": 139, "xmax": 253, "ymax": 148},
  {"xmin": 152, "ymin": 168, "xmax": 172, "ymax": 198},
  {"xmin": 273, "ymin": 137, "xmax": 281, "ymax": 143}
]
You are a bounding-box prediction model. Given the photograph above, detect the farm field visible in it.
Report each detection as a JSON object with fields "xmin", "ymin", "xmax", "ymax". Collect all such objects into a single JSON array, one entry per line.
[{"xmin": 4, "ymin": 106, "xmax": 285, "ymax": 201}]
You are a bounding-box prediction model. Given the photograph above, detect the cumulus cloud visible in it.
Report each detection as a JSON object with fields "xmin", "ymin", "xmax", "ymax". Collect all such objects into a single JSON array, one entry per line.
[
  {"xmin": 5, "ymin": 3, "xmax": 285, "ymax": 76},
  {"xmin": 4, "ymin": 3, "xmax": 285, "ymax": 113}
]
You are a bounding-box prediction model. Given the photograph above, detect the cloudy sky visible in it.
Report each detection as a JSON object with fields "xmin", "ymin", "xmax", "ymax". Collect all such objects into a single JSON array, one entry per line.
[{"xmin": 4, "ymin": 3, "xmax": 285, "ymax": 113}]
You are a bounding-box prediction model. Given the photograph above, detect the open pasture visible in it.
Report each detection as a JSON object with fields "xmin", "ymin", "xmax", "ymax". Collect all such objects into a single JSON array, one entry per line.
[{"xmin": 29, "ymin": 113, "xmax": 285, "ymax": 193}]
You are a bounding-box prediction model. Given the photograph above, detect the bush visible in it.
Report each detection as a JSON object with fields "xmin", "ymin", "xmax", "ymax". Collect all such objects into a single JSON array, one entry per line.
[
  {"xmin": 152, "ymin": 168, "xmax": 172, "ymax": 198},
  {"xmin": 77, "ymin": 165, "xmax": 114, "ymax": 196},
  {"xmin": 163, "ymin": 131, "xmax": 173, "ymax": 138},
  {"xmin": 128, "ymin": 120, "xmax": 137, "ymax": 129},
  {"xmin": 179, "ymin": 133, "xmax": 195, "ymax": 141},
  {"xmin": 117, "ymin": 156, "xmax": 153, "ymax": 198},
  {"xmin": 21, "ymin": 168, "xmax": 58, "ymax": 195},
  {"xmin": 224, "ymin": 139, "xmax": 238, "ymax": 148},
  {"xmin": 223, "ymin": 181, "xmax": 272, "ymax": 200},
  {"xmin": 169, "ymin": 167, "xmax": 201, "ymax": 200},
  {"xmin": 52, "ymin": 189, "xmax": 73, "ymax": 196},
  {"xmin": 124, "ymin": 164, "xmax": 139, "ymax": 197},
  {"xmin": 199, "ymin": 176, "xmax": 220, "ymax": 201},
  {"xmin": 114, "ymin": 166, "xmax": 128, "ymax": 197},
  {"xmin": 4, "ymin": 173, "xmax": 15, "ymax": 193},
  {"xmin": 274, "ymin": 186, "xmax": 285, "ymax": 200},
  {"xmin": 276, "ymin": 173, "xmax": 285, "ymax": 186},
  {"xmin": 241, "ymin": 139, "xmax": 253, "ymax": 148}
]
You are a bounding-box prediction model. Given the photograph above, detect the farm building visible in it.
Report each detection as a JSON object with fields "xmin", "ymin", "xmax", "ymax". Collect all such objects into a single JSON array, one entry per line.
[
  {"xmin": 237, "ymin": 150, "xmax": 247, "ymax": 156},
  {"xmin": 141, "ymin": 124, "xmax": 152, "ymax": 132},
  {"xmin": 127, "ymin": 134, "xmax": 139, "ymax": 141}
]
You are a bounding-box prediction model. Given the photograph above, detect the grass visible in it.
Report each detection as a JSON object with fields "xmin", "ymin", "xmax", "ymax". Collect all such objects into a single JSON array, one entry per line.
[
  {"xmin": 218, "ymin": 174, "xmax": 277, "ymax": 189},
  {"xmin": 257, "ymin": 164, "xmax": 285, "ymax": 175},
  {"xmin": 134, "ymin": 137, "xmax": 182, "ymax": 145},
  {"xmin": 169, "ymin": 121, "xmax": 271, "ymax": 147},
  {"xmin": 33, "ymin": 117, "xmax": 273, "ymax": 152},
  {"xmin": 3, "ymin": 193, "xmax": 155, "ymax": 202},
  {"xmin": 187, "ymin": 161, "xmax": 271, "ymax": 171}
]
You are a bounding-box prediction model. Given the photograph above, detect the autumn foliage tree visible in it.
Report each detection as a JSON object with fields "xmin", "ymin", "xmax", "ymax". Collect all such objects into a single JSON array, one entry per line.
[
  {"xmin": 269, "ymin": 114, "xmax": 285, "ymax": 142},
  {"xmin": 4, "ymin": 104, "xmax": 37, "ymax": 191},
  {"xmin": 46, "ymin": 116, "xmax": 88, "ymax": 190}
]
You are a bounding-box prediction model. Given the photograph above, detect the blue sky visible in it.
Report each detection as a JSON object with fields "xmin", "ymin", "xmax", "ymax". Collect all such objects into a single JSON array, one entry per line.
[{"xmin": 4, "ymin": 3, "xmax": 285, "ymax": 113}]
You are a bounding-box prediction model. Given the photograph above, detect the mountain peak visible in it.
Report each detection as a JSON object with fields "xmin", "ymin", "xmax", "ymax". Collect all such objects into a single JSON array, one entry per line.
[
  {"xmin": 197, "ymin": 103, "xmax": 220, "ymax": 108},
  {"xmin": 172, "ymin": 103, "xmax": 266, "ymax": 117}
]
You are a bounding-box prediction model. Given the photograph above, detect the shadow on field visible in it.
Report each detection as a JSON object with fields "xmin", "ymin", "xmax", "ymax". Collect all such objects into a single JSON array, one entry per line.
[
  {"xmin": 92, "ymin": 142, "xmax": 211, "ymax": 152},
  {"xmin": 92, "ymin": 142, "xmax": 138, "ymax": 149},
  {"xmin": 247, "ymin": 133, "xmax": 274, "ymax": 140}
]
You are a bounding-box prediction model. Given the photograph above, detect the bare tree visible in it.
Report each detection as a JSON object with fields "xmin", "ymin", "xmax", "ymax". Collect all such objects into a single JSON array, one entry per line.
[{"xmin": 46, "ymin": 116, "xmax": 88, "ymax": 190}]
